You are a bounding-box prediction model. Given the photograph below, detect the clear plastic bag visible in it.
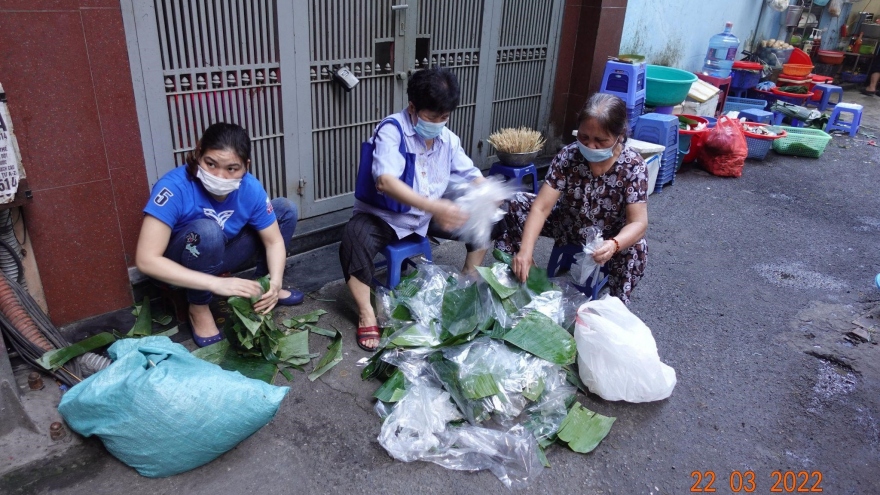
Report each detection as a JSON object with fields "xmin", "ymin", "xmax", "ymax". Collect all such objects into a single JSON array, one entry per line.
[
  {"xmin": 574, "ymin": 296, "xmax": 677, "ymax": 402},
  {"xmin": 451, "ymin": 176, "xmax": 518, "ymax": 250},
  {"xmin": 572, "ymin": 227, "xmax": 604, "ymax": 287}
]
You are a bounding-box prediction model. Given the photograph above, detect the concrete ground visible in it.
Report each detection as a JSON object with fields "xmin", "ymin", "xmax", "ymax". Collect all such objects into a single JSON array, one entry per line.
[{"xmin": 3, "ymin": 89, "xmax": 880, "ymax": 494}]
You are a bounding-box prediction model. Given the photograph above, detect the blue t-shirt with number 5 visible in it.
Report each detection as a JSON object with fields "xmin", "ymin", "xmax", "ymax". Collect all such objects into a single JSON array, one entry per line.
[{"xmin": 143, "ymin": 166, "xmax": 276, "ymax": 240}]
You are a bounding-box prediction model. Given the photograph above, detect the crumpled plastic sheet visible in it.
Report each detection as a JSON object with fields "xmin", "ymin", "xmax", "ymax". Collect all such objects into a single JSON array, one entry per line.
[
  {"xmin": 450, "ymin": 176, "xmax": 518, "ymax": 250},
  {"xmin": 522, "ymin": 368, "xmax": 576, "ymax": 446},
  {"xmin": 377, "ymin": 337, "xmax": 575, "ymax": 488},
  {"xmin": 397, "ymin": 264, "xmax": 451, "ymax": 324},
  {"xmin": 572, "ymin": 227, "xmax": 604, "ymax": 287}
]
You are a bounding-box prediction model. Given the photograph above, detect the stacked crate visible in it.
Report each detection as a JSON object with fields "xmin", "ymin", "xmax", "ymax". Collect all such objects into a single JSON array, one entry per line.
[{"xmin": 633, "ymin": 113, "xmax": 679, "ymax": 193}]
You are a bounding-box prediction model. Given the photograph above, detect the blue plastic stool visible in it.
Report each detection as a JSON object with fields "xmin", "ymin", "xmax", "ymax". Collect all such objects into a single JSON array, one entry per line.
[
  {"xmin": 739, "ymin": 108, "xmax": 773, "ymax": 124},
  {"xmin": 546, "ymin": 244, "xmax": 610, "ymax": 300},
  {"xmin": 825, "ymin": 102, "xmax": 863, "ymax": 136},
  {"xmin": 600, "ymin": 60, "xmax": 646, "ymax": 107},
  {"xmin": 875, "ymin": 273, "xmax": 880, "ymax": 290},
  {"xmin": 809, "ymin": 83, "xmax": 843, "ymax": 112},
  {"xmin": 373, "ymin": 234, "xmax": 433, "ymax": 288},
  {"xmin": 488, "ymin": 162, "xmax": 539, "ymax": 194}
]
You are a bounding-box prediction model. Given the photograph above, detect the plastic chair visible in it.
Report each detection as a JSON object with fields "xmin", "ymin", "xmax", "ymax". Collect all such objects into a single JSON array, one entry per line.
[
  {"xmin": 373, "ymin": 234, "xmax": 433, "ymax": 288},
  {"xmin": 808, "ymin": 83, "xmax": 843, "ymax": 112},
  {"xmin": 825, "ymin": 102, "xmax": 863, "ymax": 137},
  {"xmin": 488, "ymin": 162, "xmax": 539, "ymax": 194},
  {"xmin": 546, "ymin": 244, "xmax": 610, "ymax": 300},
  {"xmin": 876, "ymin": 273, "xmax": 880, "ymax": 290}
]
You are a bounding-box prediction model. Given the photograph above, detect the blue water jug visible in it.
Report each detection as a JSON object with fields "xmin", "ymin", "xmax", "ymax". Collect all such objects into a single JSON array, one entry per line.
[{"xmin": 701, "ymin": 22, "xmax": 740, "ymax": 78}]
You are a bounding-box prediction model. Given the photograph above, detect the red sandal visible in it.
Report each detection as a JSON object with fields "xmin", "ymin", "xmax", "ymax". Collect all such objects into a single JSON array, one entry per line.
[{"xmin": 356, "ymin": 325, "xmax": 381, "ymax": 352}]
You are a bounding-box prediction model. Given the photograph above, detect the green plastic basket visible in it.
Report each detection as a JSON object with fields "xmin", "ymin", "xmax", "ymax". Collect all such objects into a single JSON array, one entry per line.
[{"xmin": 771, "ymin": 126, "xmax": 832, "ymax": 158}]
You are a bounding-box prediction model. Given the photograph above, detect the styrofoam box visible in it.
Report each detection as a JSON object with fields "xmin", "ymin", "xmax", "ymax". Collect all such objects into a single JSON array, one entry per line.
[
  {"xmin": 645, "ymin": 153, "xmax": 661, "ymax": 195},
  {"xmin": 676, "ymin": 93, "xmax": 720, "ymax": 117}
]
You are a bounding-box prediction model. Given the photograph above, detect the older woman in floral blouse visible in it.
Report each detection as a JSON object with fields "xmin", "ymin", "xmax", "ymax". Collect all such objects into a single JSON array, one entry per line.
[{"xmin": 495, "ymin": 93, "xmax": 649, "ymax": 304}]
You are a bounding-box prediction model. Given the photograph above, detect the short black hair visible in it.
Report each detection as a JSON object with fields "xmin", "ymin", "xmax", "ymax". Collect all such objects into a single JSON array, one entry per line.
[
  {"xmin": 185, "ymin": 122, "xmax": 251, "ymax": 177},
  {"xmin": 576, "ymin": 93, "xmax": 629, "ymax": 142},
  {"xmin": 407, "ymin": 67, "xmax": 460, "ymax": 114}
]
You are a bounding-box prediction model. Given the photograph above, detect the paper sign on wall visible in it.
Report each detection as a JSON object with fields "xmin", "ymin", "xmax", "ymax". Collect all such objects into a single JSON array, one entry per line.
[{"xmin": 0, "ymin": 84, "xmax": 22, "ymax": 204}]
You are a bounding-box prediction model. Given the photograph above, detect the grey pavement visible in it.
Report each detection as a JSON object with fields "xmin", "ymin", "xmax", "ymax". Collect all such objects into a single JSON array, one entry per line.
[{"xmin": 4, "ymin": 89, "xmax": 880, "ymax": 494}]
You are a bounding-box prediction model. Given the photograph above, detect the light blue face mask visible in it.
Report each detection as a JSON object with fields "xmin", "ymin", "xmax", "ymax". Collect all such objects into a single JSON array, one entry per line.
[
  {"xmin": 577, "ymin": 138, "xmax": 618, "ymax": 163},
  {"xmin": 414, "ymin": 117, "xmax": 447, "ymax": 140}
]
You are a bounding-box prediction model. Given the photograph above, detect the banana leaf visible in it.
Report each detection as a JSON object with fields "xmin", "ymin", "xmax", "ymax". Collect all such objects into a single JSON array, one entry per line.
[
  {"xmin": 361, "ymin": 349, "xmax": 392, "ymax": 380},
  {"xmin": 131, "ymin": 300, "xmax": 172, "ymax": 326},
  {"xmin": 281, "ymin": 309, "xmax": 328, "ymax": 329},
  {"xmin": 461, "ymin": 373, "xmax": 501, "ymax": 399},
  {"xmin": 308, "ymin": 329, "xmax": 342, "ymax": 381},
  {"xmin": 440, "ymin": 283, "xmax": 481, "ymax": 338},
  {"xmin": 37, "ymin": 332, "xmax": 116, "ymax": 371},
  {"xmin": 476, "ymin": 264, "xmax": 518, "ymax": 300},
  {"xmin": 522, "ymin": 376, "xmax": 545, "ymax": 401},
  {"xmin": 191, "ymin": 339, "xmax": 280, "ymax": 384},
  {"xmin": 536, "ymin": 445, "xmax": 550, "ymax": 468},
  {"xmin": 556, "ymin": 402, "xmax": 615, "ymax": 453},
  {"xmin": 373, "ymin": 369, "xmax": 407, "ymax": 402},
  {"xmin": 128, "ymin": 296, "xmax": 152, "ymax": 336},
  {"xmin": 493, "ymin": 249, "xmax": 513, "ymax": 266},
  {"xmin": 503, "ymin": 311, "xmax": 577, "ymax": 365},
  {"xmin": 304, "ymin": 324, "xmax": 336, "ymax": 338},
  {"xmin": 390, "ymin": 304, "xmax": 412, "ymax": 321},
  {"xmin": 429, "ymin": 354, "xmax": 489, "ymax": 424},
  {"xmin": 390, "ymin": 322, "xmax": 441, "ymax": 347},
  {"xmin": 501, "ymin": 286, "xmax": 533, "ymax": 315},
  {"xmin": 526, "ymin": 266, "xmax": 556, "ymax": 295},
  {"xmin": 277, "ymin": 330, "xmax": 310, "ymax": 363},
  {"xmin": 233, "ymin": 306, "xmax": 264, "ymax": 336}
]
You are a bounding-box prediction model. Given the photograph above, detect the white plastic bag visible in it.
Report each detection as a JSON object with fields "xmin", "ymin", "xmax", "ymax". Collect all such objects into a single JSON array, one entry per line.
[
  {"xmin": 451, "ymin": 176, "xmax": 517, "ymax": 250},
  {"xmin": 572, "ymin": 227, "xmax": 604, "ymax": 286},
  {"xmin": 574, "ymin": 296, "xmax": 676, "ymax": 402}
]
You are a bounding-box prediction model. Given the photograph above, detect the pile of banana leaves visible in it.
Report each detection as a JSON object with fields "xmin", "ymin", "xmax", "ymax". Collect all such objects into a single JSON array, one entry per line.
[
  {"xmin": 362, "ymin": 251, "xmax": 615, "ymax": 488},
  {"xmin": 194, "ymin": 276, "xmax": 342, "ymax": 383}
]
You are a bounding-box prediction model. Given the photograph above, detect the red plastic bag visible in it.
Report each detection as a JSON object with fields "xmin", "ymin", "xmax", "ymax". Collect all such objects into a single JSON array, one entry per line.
[{"xmin": 698, "ymin": 116, "xmax": 748, "ymax": 178}]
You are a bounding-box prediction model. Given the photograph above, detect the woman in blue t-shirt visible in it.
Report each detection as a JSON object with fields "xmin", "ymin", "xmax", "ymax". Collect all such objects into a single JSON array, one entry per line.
[{"xmin": 136, "ymin": 123, "xmax": 303, "ymax": 347}]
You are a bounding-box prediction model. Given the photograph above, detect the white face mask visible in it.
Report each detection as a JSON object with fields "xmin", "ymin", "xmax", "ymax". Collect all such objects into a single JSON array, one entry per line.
[{"xmin": 197, "ymin": 166, "xmax": 242, "ymax": 196}]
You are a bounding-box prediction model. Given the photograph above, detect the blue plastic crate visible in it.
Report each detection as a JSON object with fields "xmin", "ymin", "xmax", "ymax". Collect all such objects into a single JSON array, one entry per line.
[{"xmin": 723, "ymin": 96, "xmax": 767, "ymax": 114}]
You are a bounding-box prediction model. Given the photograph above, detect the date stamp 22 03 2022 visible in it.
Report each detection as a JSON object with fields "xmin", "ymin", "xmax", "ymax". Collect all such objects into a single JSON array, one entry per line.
[{"xmin": 690, "ymin": 470, "xmax": 823, "ymax": 493}]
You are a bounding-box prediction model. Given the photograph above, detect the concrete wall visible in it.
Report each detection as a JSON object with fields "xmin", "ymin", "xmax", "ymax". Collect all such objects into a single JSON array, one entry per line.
[{"xmin": 619, "ymin": 0, "xmax": 770, "ymax": 71}]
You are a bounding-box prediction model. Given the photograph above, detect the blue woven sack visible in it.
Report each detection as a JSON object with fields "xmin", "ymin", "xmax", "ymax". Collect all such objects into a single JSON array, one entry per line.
[
  {"xmin": 58, "ymin": 336, "xmax": 288, "ymax": 477},
  {"xmin": 355, "ymin": 118, "xmax": 416, "ymax": 213}
]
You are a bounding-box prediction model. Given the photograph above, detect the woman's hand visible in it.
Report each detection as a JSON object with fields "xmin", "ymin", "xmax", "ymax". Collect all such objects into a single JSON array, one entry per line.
[
  {"xmin": 253, "ymin": 286, "xmax": 280, "ymax": 314},
  {"xmin": 512, "ymin": 249, "xmax": 535, "ymax": 283},
  {"xmin": 431, "ymin": 198, "xmax": 468, "ymax": 231},
  {"xmin": 210, "ymin": 277, "xmax": 264, "ymax": 299},
  {"xmin": 591, "ymin": 239, "xmax": 618, "ymax": 265}
]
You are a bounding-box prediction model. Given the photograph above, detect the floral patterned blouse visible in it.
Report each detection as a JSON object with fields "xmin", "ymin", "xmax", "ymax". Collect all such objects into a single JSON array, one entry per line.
[{"xmin": 544, "ymin": 142, "xmax": 648, "ymax": 245}]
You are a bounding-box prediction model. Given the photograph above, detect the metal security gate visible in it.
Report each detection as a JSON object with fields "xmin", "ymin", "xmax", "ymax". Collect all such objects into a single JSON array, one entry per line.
[{"xmin": 123, "ymin": 0, "xmax": 562, "ymax": 220}]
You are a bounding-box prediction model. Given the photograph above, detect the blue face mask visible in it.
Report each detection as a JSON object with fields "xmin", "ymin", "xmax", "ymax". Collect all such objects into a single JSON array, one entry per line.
[
  {"xmin": 577, "ymin": 138, "xmax": 618, "ymax": 163},
  {"xmin": 414, "ymin": 117, "xmax": 447, "ymax": 140}
]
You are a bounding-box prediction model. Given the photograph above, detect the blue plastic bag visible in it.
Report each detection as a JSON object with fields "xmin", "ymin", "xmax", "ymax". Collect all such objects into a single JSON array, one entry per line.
[{"xmin": 58, "ymin": 336, "xmax": 288, "ymax": 477}]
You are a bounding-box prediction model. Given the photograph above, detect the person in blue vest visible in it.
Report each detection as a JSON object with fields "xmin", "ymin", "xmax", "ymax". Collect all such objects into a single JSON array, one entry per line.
[
  {"xmin": 339, "ymin": 67, "xmax": 487, "ymax": 351},
  {"xmin": 136, "ymin": 123, "xmax": 303, "ymax": 347}
]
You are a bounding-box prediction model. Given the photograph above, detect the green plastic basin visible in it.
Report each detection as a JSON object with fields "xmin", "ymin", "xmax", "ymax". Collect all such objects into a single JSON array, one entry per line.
[{"xmin": 645, "ymin": 65, "xmax": 698, "ymax": 107}]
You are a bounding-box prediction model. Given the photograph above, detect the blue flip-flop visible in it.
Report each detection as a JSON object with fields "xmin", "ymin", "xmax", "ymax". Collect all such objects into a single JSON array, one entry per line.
[{"xmin": 277, "ymin": 287, "xmax": 305, "ymax": 306}]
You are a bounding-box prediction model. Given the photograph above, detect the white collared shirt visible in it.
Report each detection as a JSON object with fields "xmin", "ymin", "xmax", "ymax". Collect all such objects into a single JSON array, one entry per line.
[{"xmin": 353, "ymin": 108, "xmax": 482, "ymax": 238}]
